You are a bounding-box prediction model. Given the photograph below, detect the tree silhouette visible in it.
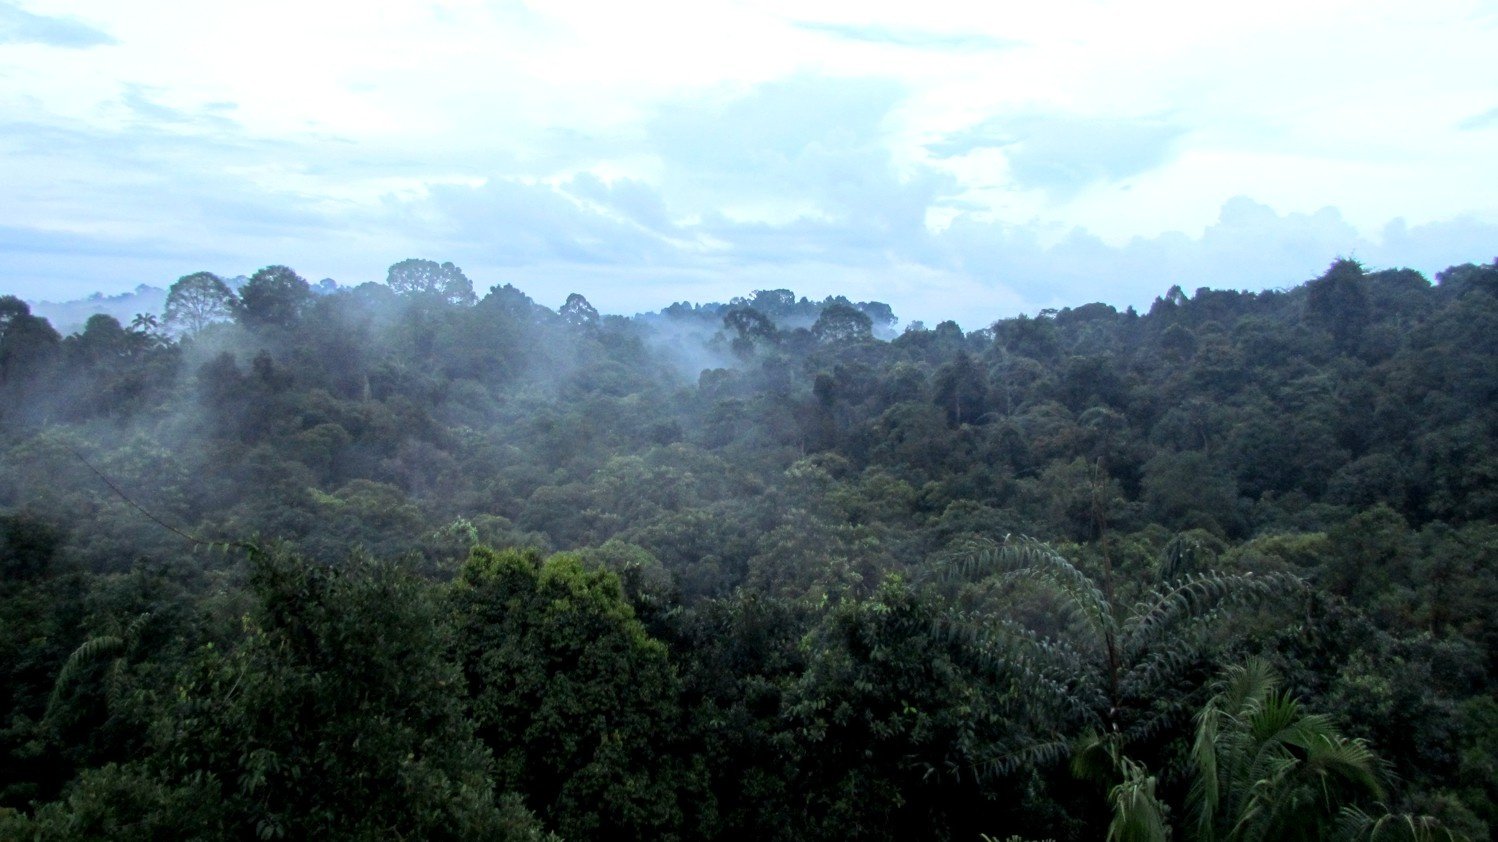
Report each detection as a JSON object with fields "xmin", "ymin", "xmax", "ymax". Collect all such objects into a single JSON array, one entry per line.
[
  {"xmin": 559, "ymin": 292, "xmax": 599, "ymax": 329},
  {"xmin": 237, "ymin": 265, "xmax": 311, "ymax": 329},
  {"xmin": 386, "ymin": 258, "xmax": 477, "ymax": 306},
  {"xmin": 163, "ymin": 272, "xmax": 237, "ymax": 335},
  {"xmin": 812, "ymin": 303, "xmax": 872, "ymax": 344}
]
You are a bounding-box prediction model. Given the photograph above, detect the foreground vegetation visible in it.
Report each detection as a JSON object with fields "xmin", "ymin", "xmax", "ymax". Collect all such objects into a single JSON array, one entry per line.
[{"xmin": 1, "ymin": 257, "xmax": 1495, "ymax": 839}]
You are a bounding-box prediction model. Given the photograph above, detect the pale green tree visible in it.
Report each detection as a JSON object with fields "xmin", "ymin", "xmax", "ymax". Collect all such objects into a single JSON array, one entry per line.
[{"xmin": 162, "ymin": 272, "xmax": 237, "ymax": 335}]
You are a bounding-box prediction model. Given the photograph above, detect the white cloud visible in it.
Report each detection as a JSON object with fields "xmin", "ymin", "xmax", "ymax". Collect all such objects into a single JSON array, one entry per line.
[
  {"xmin": 0, "ymin": 1, "xmax": 112, "ymax": 47},
  {"xmin": 0, "ymin": 1, "xmax": 1493, "ymax": 326}
]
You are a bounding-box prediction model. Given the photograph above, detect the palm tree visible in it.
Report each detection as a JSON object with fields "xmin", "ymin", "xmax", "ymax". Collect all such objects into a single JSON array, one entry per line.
[
  {"xmin": 45, "ymin": 611, "xmax": 152, "ymax": 726},
  {"xmin": 936, "ymin": 535, "xmax": 1302, "ymax": 776},
  {"xmin": 1085, "ymin": 659, "xmax": 1464, "ymax": 842},
  {"xmin": 1188, "ymin": 658, "xmax": 1383, "ymax": 841}
]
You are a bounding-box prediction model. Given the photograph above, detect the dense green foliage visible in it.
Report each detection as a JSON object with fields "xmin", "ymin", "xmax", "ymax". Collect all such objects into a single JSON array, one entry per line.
[{"xmin": 1, "ymin": 257, "xmax": 1495, "ymax": 838}]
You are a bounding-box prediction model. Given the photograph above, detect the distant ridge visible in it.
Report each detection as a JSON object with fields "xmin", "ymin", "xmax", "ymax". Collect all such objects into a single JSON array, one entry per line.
[
  {"xmin": 26, "ymin": 275, "xmax": 348, "ymax": 335},
  {"xmin": 30, "ymin": 284, "xmax": 167, "ymax": 336}
]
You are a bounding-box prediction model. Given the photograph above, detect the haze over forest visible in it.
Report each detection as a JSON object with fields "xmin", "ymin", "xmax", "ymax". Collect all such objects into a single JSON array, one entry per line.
[
  {"xmin": 1, "ymin": 256, "xmax": 1496, "ymax": 839},
  {"xmin": 3, "ymin": 0, "xmax": 1497, "ymax": 839}
]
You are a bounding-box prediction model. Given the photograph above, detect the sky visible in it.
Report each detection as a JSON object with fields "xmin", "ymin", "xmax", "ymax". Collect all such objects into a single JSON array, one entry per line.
[{"xmin": 1, "ymin": 0, "xmax": 1495, "ymax": 328}]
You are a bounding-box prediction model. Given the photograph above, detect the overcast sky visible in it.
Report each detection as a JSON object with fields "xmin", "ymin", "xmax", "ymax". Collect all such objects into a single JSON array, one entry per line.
[{"xmin": 2, "ymin": 0, "xmax": 1494, "ymax": 327}]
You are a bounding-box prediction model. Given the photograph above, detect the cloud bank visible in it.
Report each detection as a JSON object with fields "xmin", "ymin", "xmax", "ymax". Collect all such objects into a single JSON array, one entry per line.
[
  {"xmin": 0, "ymin": 2, "xmax": 114, "ymax": 48},
  {"xmin": 0, "ymin": 2, "xmax": 1493, "ymax": 328}
]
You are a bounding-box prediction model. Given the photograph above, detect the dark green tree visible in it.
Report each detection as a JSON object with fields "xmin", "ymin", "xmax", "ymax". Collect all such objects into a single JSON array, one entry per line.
[
  {"xmin": 141, "ymin": 549, "xmax": 542, "ymax": 840},
  {"xmin": 451, "ymin": 547, "xmax": 704, "ymax": 840},
  {"xmin": 0, "ymin": 296, "xmax": 60, "ymax": 387},
  {"xmin": 723, "ymin": 307, "xmax": 778, "ymax": 358},
  {"xmin": 1306, "ymin": 258, "xmax": 1370, "ymax": 351},
  {"xmin": 386, "ymin": 258, "xmax": 478, "ymax": 305},
  {"xmin": 559, "ymin": 293, "xmax": 600, "ymax": 329},
  {"xmin": 236, "ymin": 265, "xmax": 312, "ymax": 329},
  {"xmin": 783, "ymin": 575, "xmax": 1017, "ymax": 841},
  {"xmin": 811, "ymin": 302, "xmax": 873, "ymax": 344},
  {"xmin": 932, "ymin": 351, "xmax": 989, "ymax": 426}
]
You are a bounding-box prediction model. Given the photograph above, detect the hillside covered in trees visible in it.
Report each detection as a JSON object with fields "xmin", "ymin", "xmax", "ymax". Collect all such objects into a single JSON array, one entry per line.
[{"xmin": 1, "ymin": 257, "xmax": 1496, "ymax": 840}]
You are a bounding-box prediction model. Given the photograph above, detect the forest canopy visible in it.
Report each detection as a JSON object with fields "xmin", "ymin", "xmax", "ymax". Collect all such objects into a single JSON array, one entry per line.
[{"xmin": 1, "ymin": 257, "xmax": 1496, "ymax": 840}]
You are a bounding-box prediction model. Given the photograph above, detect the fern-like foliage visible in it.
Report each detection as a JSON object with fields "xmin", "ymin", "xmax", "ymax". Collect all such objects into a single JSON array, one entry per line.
[
  {"xmin": 44, "ymin": 612, "xmax": 151, "ymax": 725},
  {"xmin": 1080, "ymin": 659, "xmax": 1430, "ymax": 842},
  {"xmin": 943, "ymin": 535, "xmax": 1115, "ymax": 645},
  {"xmin": 1333, "ymin": 807, "xmax": 1468, "ymax": 842},
  {"xmin": 936, "ymin": 533, "xmax": 1304, "ymax": 767},
  {"xmin": 45, "ymin": 636, "xmax": 125, "ymax": 721}
]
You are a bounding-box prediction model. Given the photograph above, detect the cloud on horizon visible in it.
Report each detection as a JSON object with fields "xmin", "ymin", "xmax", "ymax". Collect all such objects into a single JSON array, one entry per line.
[
  {"xmin": 1, "ymin": 47, "xmax": 1493, "ymax": 330},
  {"xmin": 6, "ymin": 184, "xmax": 1496, "ymax": 331}
]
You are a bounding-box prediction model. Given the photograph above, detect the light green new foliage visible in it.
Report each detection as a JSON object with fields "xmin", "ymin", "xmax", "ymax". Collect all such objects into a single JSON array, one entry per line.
[
  {"xmin": 1108, "ymin": 757, "xmax": 1171, "ymax": 842},
  {"xmin": 452, "ymin": 546, "xmax": 703, "ymax": 841}
]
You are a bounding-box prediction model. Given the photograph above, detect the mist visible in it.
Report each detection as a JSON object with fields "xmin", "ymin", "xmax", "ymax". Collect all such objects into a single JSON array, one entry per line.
[{"xmin": 3, "ymin": 255, "xmax": 1496, "ymax": 838}]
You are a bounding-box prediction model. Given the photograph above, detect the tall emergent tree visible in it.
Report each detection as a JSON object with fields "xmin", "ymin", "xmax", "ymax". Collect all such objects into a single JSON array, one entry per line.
[
  {"xmin": 162, "ymin": 272, "xmax": 238, "ymax": 335},
  {"xmin": 812, "ymin": 302, "xmax": 873, "ymax": 344},
  {"xmin": 723, "ymin": 307, "xmax": 778, "ymax": 358},
  {"xmin": 386, "ymin": 259, "xmax": 478, "ymax": 306},
  {"xmin": 0, "ymin": 295, "xmax": 60, "ymax": 385},
  {"xmin": 237, "ymin": 265, "xmax": 312, "ymax": 329},
  {"xmin": 559, "ymin": 293, "xmax": 599, "ymax": 329}
]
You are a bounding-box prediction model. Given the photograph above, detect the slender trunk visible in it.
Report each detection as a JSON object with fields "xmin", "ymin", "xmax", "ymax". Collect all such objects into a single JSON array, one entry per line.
[{"xmin": 1090, "ymin": 459, "xmax": 1121, "ymax": 723}]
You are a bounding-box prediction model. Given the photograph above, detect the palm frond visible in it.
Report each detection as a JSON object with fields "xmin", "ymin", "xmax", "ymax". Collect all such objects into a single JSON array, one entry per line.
[
  {"xmin": 122, "ymin": 611, "xmax": 152, "ymax": 641},
  {"xmin": 942, "ymin": 535, "xmax": 1116, "ymax": 643},
  {"xmin": 1191, "ymin": 659, "xmax": 1389, "ymax": 842},
  {"xmin": 934, "ymin": 611, "xmax": 1106, "ymax": 728},
  {"xmin": 1117, "ymin": 626, "xmax": 1214, "ymax": 700},
  {"xmin": 1191, "ymin": 658, "xmax": 1281, "ymax": 841},
  {"xmin": 1072, "ymin": 731, "xmax": 1123, "ymax": 783},
  {"xmin": 1159, "ymin": 534, "xmax": 1214, "ymax": 582},
  {"xmin": 1106, "ymin": 757, "xmax": 1170, "ymax": 842},
  {"xmin": 1122, "ymin": 571, "xmax": 1302, "ymax": 659},
  {"xmin": 1296, "ymin": 732, "xmax": 1386, "ymax": 804},
  {"xmin": 975, "ymin": 737, "xmax": 1077, "ymax": 780},
  {"xmin": 42, "ymin": 611, "xmax": 154, "ymax": 724},
  {"xmin": 1334, "ymin": 807, "xmax": 1469, "ymax": 842},
  {"xmin": 44, "ymin": 635, "xmax": 125, "ymax": 720}
]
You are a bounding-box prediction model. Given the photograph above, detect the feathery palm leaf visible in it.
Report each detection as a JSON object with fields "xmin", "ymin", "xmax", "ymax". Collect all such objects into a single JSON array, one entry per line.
[
  {"xmin": 43, "ymin": 612, "xmax": 152, "ymax": 724},
  {"xmin": 1333, "ymin": 807, "xmax": 1468, "ymax": 841},
  {"xmin": 1189, "ymin": 659, "xmax": 1384, "ymax": 842},
  {"xmin": 940, "ymin": 534, "xmax": 1303, "ymax": 749}
]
